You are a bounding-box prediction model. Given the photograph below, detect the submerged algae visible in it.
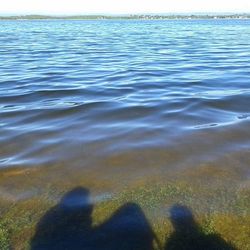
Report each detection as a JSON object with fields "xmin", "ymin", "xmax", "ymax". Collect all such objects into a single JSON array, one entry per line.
[{"xmin": 0, "ymin": 178, "xmax": 249, "ymax": 249}]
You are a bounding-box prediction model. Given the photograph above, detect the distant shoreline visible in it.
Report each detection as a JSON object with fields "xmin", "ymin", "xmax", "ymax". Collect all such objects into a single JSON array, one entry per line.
[{"xmin": 1, "ymin": 14, "xmax": 250, "ymax": 20}]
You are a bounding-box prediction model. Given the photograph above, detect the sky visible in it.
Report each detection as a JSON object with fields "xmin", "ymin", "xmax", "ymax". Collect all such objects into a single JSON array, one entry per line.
[{"xmin": 0, "ymin": 0, "xmax": 250, "ymax": 15}]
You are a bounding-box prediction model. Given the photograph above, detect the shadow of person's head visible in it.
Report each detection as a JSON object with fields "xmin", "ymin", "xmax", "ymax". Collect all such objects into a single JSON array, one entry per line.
[
  {"xmin": 31, "ymin": 187, "xmax": 93, "ymax": 250},
  {"xmin": 169, "ymin": 204, "xmax": 198, "ymax": 234},
  {"xmin": 98, "ymin": 202, "xmax": 156, "ymax": 250},
  {"xmin": 59, "ymin": 187, "xmax": 93, "ymax": 229},
  {"xmin": 104, "ymin": 202, "xmax": 151, "ymax": 232},
  {"xmin": 60, "ymin": 187, "xmax": 91, "ymax": 209},
  {"xmin": 165, "ymin": 204, "xmax": 236, "ymax": 250}
]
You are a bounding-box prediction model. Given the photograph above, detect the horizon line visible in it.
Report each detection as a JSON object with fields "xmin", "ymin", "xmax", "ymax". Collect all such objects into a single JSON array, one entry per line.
[{"xmin": 1, "ymin": 12, "xmax": 250, "ymax": 16}]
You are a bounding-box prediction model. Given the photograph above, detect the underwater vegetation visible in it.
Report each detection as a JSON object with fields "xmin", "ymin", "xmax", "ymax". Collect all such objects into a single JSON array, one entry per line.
[{"xmin": 0, "ymin": 181, "xmax": 249, "ymax": 250}]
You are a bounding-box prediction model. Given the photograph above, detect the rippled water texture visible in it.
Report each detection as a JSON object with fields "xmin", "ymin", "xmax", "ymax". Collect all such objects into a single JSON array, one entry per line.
[{"xmin": 0, "ymin": 20, "xmax": 250, "ymax": 201}]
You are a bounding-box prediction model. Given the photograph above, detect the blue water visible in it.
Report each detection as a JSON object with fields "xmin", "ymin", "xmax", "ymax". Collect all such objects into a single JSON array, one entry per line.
[{"xmin": 0, "ymin": 20, "xmax": 250, "ymax": 189}]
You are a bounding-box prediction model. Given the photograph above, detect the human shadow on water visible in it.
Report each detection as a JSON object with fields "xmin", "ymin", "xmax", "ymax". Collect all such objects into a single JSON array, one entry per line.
[
  {"xmin": 31, "ymin": 188, "xmax": 235, "ymax": 250},
  {"xmin": 31, "ymin": 187, "xmax": 158, "ymax": 250},
  {"xmin": 164, "ymin": 204, "xmax": 235, "ymax": 250}
]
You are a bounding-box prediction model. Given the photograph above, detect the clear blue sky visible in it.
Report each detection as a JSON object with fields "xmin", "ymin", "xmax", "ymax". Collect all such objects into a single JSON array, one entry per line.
[{"xmin": 1, "ymin": 0, "xmax": 250, "ymax": 15}]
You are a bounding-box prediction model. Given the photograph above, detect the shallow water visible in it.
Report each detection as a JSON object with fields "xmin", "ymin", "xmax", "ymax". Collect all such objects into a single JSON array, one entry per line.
[{"xmin": 0, "ymin": 19, "xmax": 250, "ymax": 203}]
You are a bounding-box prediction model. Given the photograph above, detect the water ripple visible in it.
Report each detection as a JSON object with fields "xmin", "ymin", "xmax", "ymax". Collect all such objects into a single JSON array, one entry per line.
[{"xmin": 0, "ymin": 19, "xmax": 250, "ymax": 173}]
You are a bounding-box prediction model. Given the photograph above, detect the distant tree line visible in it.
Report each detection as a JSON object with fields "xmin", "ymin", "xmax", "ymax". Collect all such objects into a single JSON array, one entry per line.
[{"xmin": 0, "ymin": 14, "xmax": 250, "ymax": 20}]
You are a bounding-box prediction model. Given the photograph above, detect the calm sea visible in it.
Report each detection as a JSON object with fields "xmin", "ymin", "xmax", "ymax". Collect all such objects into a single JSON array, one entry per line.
[{"xmin": 0, "ymin": 19, "xmax": 250, "ymax": 203}]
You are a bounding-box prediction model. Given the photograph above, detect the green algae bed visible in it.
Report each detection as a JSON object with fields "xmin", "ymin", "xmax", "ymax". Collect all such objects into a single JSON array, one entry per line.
[{"xmin": 0, "ymin": 165, "xmax": 249, "ymax": 250}]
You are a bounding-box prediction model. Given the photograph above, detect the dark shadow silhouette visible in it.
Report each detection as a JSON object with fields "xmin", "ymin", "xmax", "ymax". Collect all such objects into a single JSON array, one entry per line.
[
  {"xmin": 164, "ymin": 204, "xmax": 235, "ymax": 250},
  {"xmin": 96, "ymin": 202, "xmax": 160, "ymax": 250},
  {"xmin": 31, "ymin": 188, "xmax": 235, "ymax": 250},
  {"xmin": 31, "ymin": 187, "xmax": 94, "ymax": 249},
  {"xmin": 31, "ymin": 187, "xmax": 156, "ymax": 250}
]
